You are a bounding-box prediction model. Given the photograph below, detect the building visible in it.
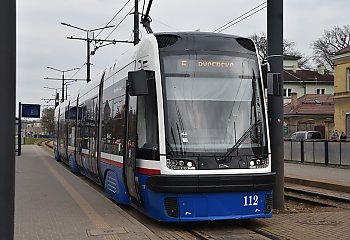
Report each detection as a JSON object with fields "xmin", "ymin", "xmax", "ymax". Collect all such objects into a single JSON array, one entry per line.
[
  {"xmin": 332, "ymin": 45, "xmax": 350, "ymax": 137},
  {"xmin": 283, "ymin": 93, "xmax": 334, "ymax": 138},
  {"xmin": 283, "ymin": 55, "xmax": 334, "ymax": 105},
  {"xmin": 24, "ymin": 121, "xmax": 45, "ymax": 136}
]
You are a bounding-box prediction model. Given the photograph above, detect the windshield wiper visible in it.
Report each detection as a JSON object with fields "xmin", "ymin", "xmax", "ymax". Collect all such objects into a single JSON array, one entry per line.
[{"xmin": 217, "ymin": 120, "xmax": 262, "ymax": 163}]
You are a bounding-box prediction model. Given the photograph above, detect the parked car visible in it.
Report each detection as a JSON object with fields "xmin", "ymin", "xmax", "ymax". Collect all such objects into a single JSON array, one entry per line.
[{"xmin": 290, "ymin": 131, "xmax": 323, "ymax": 140}]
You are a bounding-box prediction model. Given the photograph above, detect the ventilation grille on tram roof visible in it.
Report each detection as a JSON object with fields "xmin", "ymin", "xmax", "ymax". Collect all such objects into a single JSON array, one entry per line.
[{"xmin": 155, "ymin": 34, "xmax": 181, "ymax": 48}]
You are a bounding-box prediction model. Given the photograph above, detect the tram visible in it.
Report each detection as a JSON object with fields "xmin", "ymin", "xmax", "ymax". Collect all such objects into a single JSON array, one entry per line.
[{"xmin": 54, "ymin": 32, "xmax": 275, "ymax": 222}]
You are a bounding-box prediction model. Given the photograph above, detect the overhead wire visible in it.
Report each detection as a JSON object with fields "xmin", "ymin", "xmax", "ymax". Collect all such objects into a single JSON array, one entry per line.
[
  {"xmin": 68, "ymin": 0, "xmax": 140, "ymax": 81},
  {"xmin": 153, "ymin": 18, "xmax": 180, "ymax": 31},
  {"xmin": 95, "ymin": 0, "xmax": 132, "ymax": 38},
  {"xmin": 103, "ymin": 6, "xmax": 135, "ymax": 41},
  {"xmin": 217, "ymin": 6, "xmax": 266, "ymax": 33},
  {"xmin": 99, "ymin": 0, "xmax": 141, "ymax": 44},
  {"xmin": 70, "ymin": 61, "xmax": 87, "ymax": 79},
  {"xmin": 213, "ymin": 1, "xmax": 267, "ymax": 33}
]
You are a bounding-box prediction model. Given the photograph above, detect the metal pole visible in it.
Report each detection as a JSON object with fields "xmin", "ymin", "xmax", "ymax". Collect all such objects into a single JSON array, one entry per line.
[
  {"xmin": 18, "ymin": 102, "xmax": 22, "ymax": 156},
  {"xmin": 267, "ymin": 0, "xmax": 284, "ymax": 209},
  {"xmin": 134, "ymin": 0, "xmax": 139, "ymax": 45},
  {"xmin": 55, "ymin": 93, "xmax": 59, "ymax": 108},
  {"xmin": 66, "ymin": 84, "xmax": 68, "ymax": 100},
  {"xmin": 61, "ymin": 73, "xmax": 65, "ymax": 102},
  {"xmin": 87, "ymin": 32, "xmax": 91, "ymax": 83},
  {"xmin": 0, "ymin": 0, "xmax": 15, "ymax": 237}
]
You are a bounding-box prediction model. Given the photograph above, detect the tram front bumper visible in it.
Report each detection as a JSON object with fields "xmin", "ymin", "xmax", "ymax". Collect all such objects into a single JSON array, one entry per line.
[{"xmin": 146, "ymin": 172, "xmax": 275, "ymax": 193}]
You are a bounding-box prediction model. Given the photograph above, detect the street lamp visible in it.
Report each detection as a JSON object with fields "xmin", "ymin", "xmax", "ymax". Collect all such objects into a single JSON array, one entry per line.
[
  {"xmin": 46, "ymin": 66, "xmax": 79, "ymax": 102},
  {"xmin": 43, "ymin": 86, "xmax": 60, "ymax": 107},
  {"xmin": 61, "ymin": 22, "xmax": 115, "ymax": 83}
]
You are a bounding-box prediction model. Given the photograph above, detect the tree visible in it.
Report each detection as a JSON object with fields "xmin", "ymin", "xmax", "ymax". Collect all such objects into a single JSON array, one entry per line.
[
  {"xmin": 250, "ymin": 33, "xmax": 268, "ymax": 62},
  {"xmin": 312, "ymin": 25, "xmax": 350, "ymax": 70},
  {"xmin": 41, "ymin": 108, "xmax": 55, "ymax": 134},
  {"xmin": 249, "ymin": 33, "xmax": 311, "ymax": 69}
]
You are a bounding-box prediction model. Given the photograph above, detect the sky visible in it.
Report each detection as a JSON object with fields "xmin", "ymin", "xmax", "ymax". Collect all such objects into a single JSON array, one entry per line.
[{"xmin": 17, "ymin": 0, "xmax": 350, "ymax": 114}]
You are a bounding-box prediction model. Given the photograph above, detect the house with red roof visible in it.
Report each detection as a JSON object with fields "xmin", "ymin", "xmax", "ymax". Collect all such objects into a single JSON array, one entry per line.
[
  {"xmin": 282, "ymin": 55, "xmax": 334, "ymax": 105},
  {"xmin": 283, "ymin": 93, "xmax": 334, "ymax": 138}
]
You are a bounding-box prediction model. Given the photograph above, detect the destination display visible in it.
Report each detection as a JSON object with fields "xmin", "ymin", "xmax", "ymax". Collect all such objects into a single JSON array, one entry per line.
[{"xmin": 179, "ymin": 59, "xmax": 234, "ymax": 69}]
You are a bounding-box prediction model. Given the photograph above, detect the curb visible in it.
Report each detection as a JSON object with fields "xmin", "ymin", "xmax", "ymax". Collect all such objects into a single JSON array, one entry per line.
[{"xmin": 285, "ymin": 177, "xmax": 350, "ymax": 193}]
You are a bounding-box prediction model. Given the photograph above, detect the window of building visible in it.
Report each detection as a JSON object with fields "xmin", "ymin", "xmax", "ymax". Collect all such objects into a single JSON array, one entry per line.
[
  {"xmin": 283, "ymin": 88, "xmax": 292, "ymax": 97},
  {"xmin": 347, "ymin": 68, "xmax": 350, "ymax": 91},
  {"xmin": 316, "ymin": 88, "xmax": 326, "ymax": 94}
]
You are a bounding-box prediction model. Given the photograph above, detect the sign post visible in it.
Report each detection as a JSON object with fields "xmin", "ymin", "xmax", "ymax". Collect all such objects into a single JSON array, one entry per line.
[{"xmin": 17, "ymin": 103, "xmax": 41, "ymax": 156}]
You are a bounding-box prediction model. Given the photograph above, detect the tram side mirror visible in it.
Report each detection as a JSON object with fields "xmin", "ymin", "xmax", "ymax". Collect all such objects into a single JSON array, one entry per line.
[
  {"xmin": 260, "ymin": 61, "xmax": 270, "ymax": 89},
  {"xmin": 128, "ymin": 70, "xmax": 154, "ymax": 96}
]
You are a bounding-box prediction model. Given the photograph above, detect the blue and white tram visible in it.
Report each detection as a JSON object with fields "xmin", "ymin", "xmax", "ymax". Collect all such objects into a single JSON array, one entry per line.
[{"xmin": 54, "ymin": 32, "xmax": 275, "ymax": 222}]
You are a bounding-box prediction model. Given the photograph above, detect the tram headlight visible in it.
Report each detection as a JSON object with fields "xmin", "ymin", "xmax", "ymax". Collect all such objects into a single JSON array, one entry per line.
[
  {"xmin": 166, "ymin": 158, "xmax": 196, "ymax": 170},
  {"xmin": 249, "ymin": 157, "xmax": 269, "ymax": 169}
]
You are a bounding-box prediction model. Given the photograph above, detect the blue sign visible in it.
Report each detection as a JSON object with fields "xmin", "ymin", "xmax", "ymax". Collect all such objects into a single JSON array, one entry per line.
[{"xmin": 22, "ymin": 104, "xmax": 40, "ymax": 118}]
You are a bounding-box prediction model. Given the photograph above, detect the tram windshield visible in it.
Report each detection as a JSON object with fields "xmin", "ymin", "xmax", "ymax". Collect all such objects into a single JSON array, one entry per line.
[{"xmin": 162, "ymin": 53, "xmax": 267, "ymax": 156}]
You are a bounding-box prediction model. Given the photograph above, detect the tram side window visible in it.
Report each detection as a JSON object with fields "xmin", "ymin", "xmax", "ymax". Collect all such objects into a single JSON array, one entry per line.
[
  {"xmin": 89, "ymin": 97, "xmax": 98, "ymax": 153},
  {"xmin": 102, "ymin": 97, "xmax": 112, "ymax": 153},
  {"xmin": 111, "ymin": 96, "xmax": 125, "ymax": 155},
  {"xmin": 81, "ymin": 101, "xmax": 90, "ymax": 150},
  {"xmin": 68, "ymin": 105, "xmax": 77, "ymax": 147},
  {"xmin": 59, "ymin": 112, "xmax": 65, "ymax": 146},
  {"xmin": 137, "ymin": 79, "xmax": 159, "ymax": 160},
  {"xmin": 76, "ymin": 104, "xmax": 86, "ymax": 151},
  {"xmin": 101, "ymin": 82, "xmax": 125, "ymax": 156},
  {"xmin": 59, "ymin": 110, "xmax": 67, "ymax": 147}
]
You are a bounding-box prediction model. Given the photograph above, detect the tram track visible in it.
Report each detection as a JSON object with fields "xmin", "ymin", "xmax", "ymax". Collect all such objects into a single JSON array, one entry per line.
[
  {"xmin": 184, "ymin": 221, "xmax": 278, "ymax": 240},
  {"xmin": 187, "ymin": 229, "xmax": 215, "ymax": 240},
  {"xmin": 284, "ymin": 183, "xmax": 350, "ymax": 209}
]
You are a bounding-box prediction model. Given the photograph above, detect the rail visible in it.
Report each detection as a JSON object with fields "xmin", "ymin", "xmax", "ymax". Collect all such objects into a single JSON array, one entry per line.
[
  {"xmin": 284, "ymin": 140, "xmax": 350, "ymax": 167},
  {"xmin": 284, "ymin": 183, "xmax": 350, "ymax": 209},
  {"xmin": 36, "ymin": 140, "xmax": 53, "ymax": 150}
]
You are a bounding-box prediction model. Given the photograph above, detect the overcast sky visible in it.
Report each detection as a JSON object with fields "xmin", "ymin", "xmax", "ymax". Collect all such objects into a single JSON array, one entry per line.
[{"xmin": 17, "ymin": 0, "xmax": 349, "ymax": 114}]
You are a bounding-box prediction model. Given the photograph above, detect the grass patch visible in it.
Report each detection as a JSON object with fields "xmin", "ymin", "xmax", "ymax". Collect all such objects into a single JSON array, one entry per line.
[{"xmin": 24, "ymin": 137, "xmax": 53, "ymax": 145}]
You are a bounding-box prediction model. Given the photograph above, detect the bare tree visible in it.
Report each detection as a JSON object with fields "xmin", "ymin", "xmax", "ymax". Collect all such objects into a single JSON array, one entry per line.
[
  {"xmin": 250, "ymin": 33, "xmax": 268, "ymax": 61},
  {"xmin": 312, "ymin": 25, "xmax": 350, "ymax": 70},
  {"xmin": 249, "ymin": 33, "xmax": 311, "ymax": 69},
  {"xmin": 41, "ymin": 108, "xmax": 55, "ymax": 134}
]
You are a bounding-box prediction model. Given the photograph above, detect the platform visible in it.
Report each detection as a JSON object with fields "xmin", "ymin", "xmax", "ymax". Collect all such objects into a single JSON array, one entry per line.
[
  {"xmin": 15, "ymin": 145, "xmax": 159, "ymax": 240},
  {"xmin": 285, "ymin": 161, "xmax": 350, "ymax": 192}
]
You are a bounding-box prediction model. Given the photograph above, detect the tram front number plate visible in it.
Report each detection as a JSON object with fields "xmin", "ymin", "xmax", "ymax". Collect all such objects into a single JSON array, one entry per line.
[{"xmin": 243, "ymin": 195, "xmax": 259, "ymax": 207}]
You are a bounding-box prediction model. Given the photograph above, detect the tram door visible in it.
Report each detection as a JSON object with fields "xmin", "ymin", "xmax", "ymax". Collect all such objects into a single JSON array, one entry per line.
[
  {"xmin": 88, "ymin": 96, "xmax": 101, "ymax": 184},
  {"xmin": 124, "ymin": 93, "xmax": 141, "ymax": 204}
]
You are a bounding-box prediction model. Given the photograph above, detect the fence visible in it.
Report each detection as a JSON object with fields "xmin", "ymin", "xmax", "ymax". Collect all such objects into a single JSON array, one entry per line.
[{"xmin": 284, "ymin": 140, "xmax": 350, "ymax": 166}]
